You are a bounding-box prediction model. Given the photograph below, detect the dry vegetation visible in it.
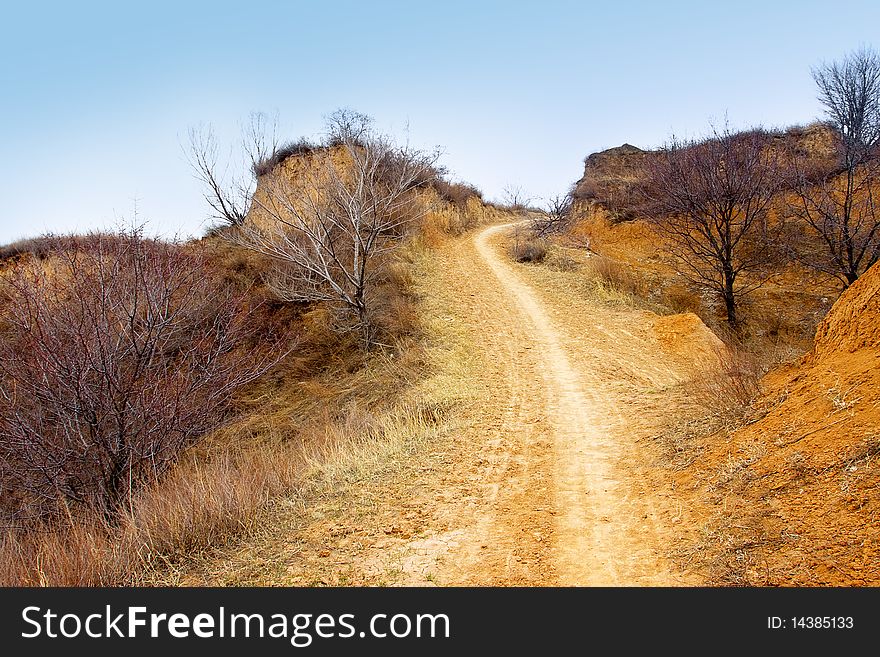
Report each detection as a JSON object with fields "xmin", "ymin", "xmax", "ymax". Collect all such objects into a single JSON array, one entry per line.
[
  {"xmin": 0, "ymin": 115, "xmax": 508, "ymax": 585},
  {"xmin": 510, "ymin": 235, "xmax": 547, "ymax": 264}
]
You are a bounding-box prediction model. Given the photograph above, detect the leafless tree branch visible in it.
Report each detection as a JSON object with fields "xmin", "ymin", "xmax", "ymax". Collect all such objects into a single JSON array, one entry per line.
[
  {"xmin": 0, "ymin": 230, "xmax": 286, "ymax": 523},
  {"xmin": 233, "ymin": 109, "xmax": 440, "ymax": 349},
  {"xmin": 787, "ymin": 48, "xmax": 880, "ymax": 286},
  {"xmin": 643, "ymin": 125, "xmax": 784, "ymax": 327}
]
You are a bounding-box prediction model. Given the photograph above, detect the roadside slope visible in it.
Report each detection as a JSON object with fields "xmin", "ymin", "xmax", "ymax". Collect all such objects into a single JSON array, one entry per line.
[{"xmin": 674, "ymin": 261, "xmax": 880, "ymax": 585}]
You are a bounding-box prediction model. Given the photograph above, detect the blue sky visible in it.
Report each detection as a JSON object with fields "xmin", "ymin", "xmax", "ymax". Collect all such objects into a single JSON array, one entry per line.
[{"xmin": 1, "ymin": 0, "xmax": 879, "ymax": 244}]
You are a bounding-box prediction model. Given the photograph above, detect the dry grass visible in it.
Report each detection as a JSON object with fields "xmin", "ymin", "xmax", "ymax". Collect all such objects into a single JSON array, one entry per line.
[
  {"xmin": 650, "ymin": 414, "xmax": 725, "ymax": 471},
  {"xmin": 581, "ymin": 255, "xmax": 671, "ymax": 313},
  {"xmin": 655, "ymin": 341, "xmax": 766, "ymax": 459},
  {"xmin": 543, "ymin": 250, "xmax": 580, "ymax": 272},
  {"xmin": 678, "ymin": 505, "xmax": 780, "ymax": 586},
  {"xmin": 0, "ymin": 445, "xmax": 303, "ymax": 585},
  {"xmin": 506, "ymin": 239, "xmax": 667, "ymax": 313},
  {"xmin": 586, "ymin": 255, "xmax": 647, "ymax": 297},
  {"xmin": 510, "ymin": 237, "xmax": 547, "ymax": 263},
  {"xmin": 296, "ymin": 400, "xmax": 449, "ymax": 504},
  {"xmin": 691, "ymin": 344, "xmax": 763, "ymax": 427},
  {"xmin": 660, "ymin": 284, "xmax": 703, "ymax": 314},
  {"xmin": 416, "ymin": 195, "xmax": 491, "ymax": 247}
]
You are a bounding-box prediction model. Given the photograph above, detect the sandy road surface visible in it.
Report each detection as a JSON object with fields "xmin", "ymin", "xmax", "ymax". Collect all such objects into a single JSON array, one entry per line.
[{"xmin": 437, "ymin": 223, "xmax": 681, "ymax": 584}]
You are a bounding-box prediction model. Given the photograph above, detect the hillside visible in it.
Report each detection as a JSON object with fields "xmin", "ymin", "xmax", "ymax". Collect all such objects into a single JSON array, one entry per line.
[
  {"xmin": 0, "ymin": 140, "xmax": 516, "ymax": 585},
  {"xmin": 249, "ymin": 144, "xmax": 503, "ymax": 245},
  {"xmin": 555, "ymin": 122, "xmax": 880, "ymax": 585},
  {"xmin": 674, "ymin": 261, "xmax": 880, "ymax": 584},
  {"xmin": 571, "ymin": 123, "xmax": 837, "ymax": 221},
  {"xmin": 562, "ymin": 124, "xmax": 843, "ymax": 349}
]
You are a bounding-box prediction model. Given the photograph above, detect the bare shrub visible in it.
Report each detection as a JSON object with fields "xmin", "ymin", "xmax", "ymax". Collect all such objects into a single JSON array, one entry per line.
[
  {"xmin": 237, "ymin": 109, "xmax": 440, "ymax": 349},
  {"xmin": 0, "ymin": 236, "xmax": 57, "ymax": 262},
  {"xmin": 511, "ymin": 237, "xmax": 547, "ymax": 263},
  {"xmin": 501, "ymin": 184, "xmax": 532, "ymax": 211},
  {"xmin": 433, "ymin": 179, "xmax": 483, "ymax": 210},
  {"xmin": 0, "ymin": 229, "xmax": 283, "ymax": 524},
  {"xmin": 531, "ymin": 193, "xmax": 572, "ymax": 237},
  {"xmin": 691, "ymin": 344, "xmax": 763, "ymax": 425},
  {"xmin": 654, "ymin": 342, "xmax": 764, "ymax": 474},
  {"xmin": 187, "ymin": 112, "xmax": 279, "ymax": 227}
]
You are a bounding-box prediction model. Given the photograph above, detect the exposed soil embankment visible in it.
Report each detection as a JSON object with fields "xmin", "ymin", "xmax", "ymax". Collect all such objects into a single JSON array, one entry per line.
[{"xmin": 676, "ymin": 262, "xmax": 880, "ymax": 585}]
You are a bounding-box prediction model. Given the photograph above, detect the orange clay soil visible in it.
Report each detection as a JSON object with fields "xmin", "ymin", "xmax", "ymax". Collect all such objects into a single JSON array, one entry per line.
[{"xmin": 672, "ymin": 261, "xmax": 880, "ymax": 585}]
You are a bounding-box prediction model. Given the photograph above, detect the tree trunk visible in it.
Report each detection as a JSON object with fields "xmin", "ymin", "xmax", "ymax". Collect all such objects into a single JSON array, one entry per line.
[
  {"xmin": 101, "ymin": 458, "xmax": 126, "ymax": 525},
  {"xmin": 723, "ymin": 267, "xmax": 738, "ymax": 327},
  {"xmin": 355, "ymin": 301, "xmax": 373, "ymax": 351}
]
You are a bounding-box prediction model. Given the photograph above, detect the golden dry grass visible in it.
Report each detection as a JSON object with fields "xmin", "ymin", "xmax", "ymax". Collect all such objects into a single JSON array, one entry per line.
[
  {"xmin": 511, "ymin": 238, "xmax": 673, "ymax": 315},
  {"xmin": 0, "ymin": 446, "xmax": 303, "ymax": 585}
]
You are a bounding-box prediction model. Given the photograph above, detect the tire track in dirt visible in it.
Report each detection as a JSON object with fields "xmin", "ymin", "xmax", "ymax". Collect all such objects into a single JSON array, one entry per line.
[
  {"xmin": 399, "ymin": 229, "xmax": 559, "ymax": 585},
  {"xmin": 466, "ymin": 223, "xmax": 678, "ymax": 585}
]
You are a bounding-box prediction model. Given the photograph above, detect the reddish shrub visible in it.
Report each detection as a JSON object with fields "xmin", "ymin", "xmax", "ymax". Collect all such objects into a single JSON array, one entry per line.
[{"xmin": 0, "ymin": 230, "xmax": 286, "ymax": 523}]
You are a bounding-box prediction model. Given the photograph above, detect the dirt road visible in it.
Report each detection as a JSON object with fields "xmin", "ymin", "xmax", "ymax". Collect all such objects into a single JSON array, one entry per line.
[
  {"xmin": 176, "ymin": 223, "xmax": 703, "ymax": 586},
  {"xmin": 406, "ymin": 222, "xmax": 693, "ymax": 585},
  {"xmin": 471, "ymin": 224, "xmax": 666, "ymax": 584}
]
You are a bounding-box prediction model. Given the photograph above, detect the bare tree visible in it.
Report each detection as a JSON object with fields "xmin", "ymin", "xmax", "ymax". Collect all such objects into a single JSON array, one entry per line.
[
  {"xmin": 235, "ymin": 110, "xmax": 440, "ymax": 349},
  {"xmin": 644, "ymin": 126, "xmax": 783, "ymax": 327},
  {"xmin": 531, "ymin": 193, "xmax": 572, "ymax": 237},
  {"xmin": 815, "ymin": 48, "xmax": 880, "ymax": 166},
  {"xmin": 502, "ymin": 184, "xmax": 532, "ymax": 210},
  {"xmin": 0, "ymin": 230, "xmax": 281, "ymax": 523},
  {"xmin": 324, "ymin": 107, "xmax": 373, "ymax": 145},
  {"xmin": 788, "ymin": 48, "xmax": 880, "ymax": 286},
  {"xmin": 187, "ymin": 112, "xmax": 279, "ymax": 227}
]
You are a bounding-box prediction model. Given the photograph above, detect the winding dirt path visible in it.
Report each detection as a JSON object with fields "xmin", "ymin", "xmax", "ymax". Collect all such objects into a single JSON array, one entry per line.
[
  {"xmin": 430, "ymin": 223, "xmax": 682, "ymax": 585},
  {"xmin": 174, "ymin": 222, "xmax": 702, "ymax": 586},
  {"xmin": 475, "ymin": 224, "xmax": 638, "ymax": 584}
]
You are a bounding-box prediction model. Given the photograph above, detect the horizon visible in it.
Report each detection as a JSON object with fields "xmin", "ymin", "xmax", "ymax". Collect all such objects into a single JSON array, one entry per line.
[{"xmin": 2, "ymin": 0, "xmax": 879, "ymax": 244}]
